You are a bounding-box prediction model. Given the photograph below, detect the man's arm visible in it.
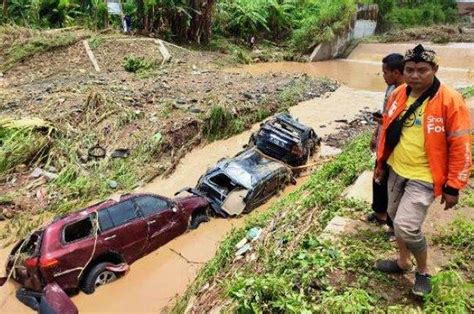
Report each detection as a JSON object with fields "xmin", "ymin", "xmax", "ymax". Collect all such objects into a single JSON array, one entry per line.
[{"xmin": 443, "ymin": 93, "xmax": 472, "ymax": 209}]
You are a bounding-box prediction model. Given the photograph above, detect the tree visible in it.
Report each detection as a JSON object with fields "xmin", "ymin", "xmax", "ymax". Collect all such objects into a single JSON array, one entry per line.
[
  {"xmin": 3, "ymin": 0, "xmax": 8, "ymax": 17},
  {"xmin": 188, "ymin": 0, "xmax": 215, "ymax": 44}
]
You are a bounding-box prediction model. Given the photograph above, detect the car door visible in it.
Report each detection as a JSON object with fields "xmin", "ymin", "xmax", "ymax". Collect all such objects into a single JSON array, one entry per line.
[
  {"xmin": 133, "ymin": 195, "xmax": 186, "ymax": 254},
  {"xmin": 98, "ymin": 200, "xmax": 148, "ymax": 263},
  {"xmin": 252, "ymin": 176, "xmax": 277, "ymax": 209}
]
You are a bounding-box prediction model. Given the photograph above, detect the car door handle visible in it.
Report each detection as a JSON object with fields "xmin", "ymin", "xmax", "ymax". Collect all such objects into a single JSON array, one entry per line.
[
  {"xmin": 147, "ymin": 220, "xmax": 156, "ymax": 225},
  {"xmin": 105, "ymin": 235, "xmax": 116, "ymax": 241}
]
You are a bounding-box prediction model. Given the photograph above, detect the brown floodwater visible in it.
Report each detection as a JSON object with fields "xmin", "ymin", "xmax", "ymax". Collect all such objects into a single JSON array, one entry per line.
[
  {"xmin": 226, "ymin": 43, "xmax": 474, "ymax": 92},
  {"xmin": 1, "ymin": 42, "xmax": 472, "ymax": 313}
]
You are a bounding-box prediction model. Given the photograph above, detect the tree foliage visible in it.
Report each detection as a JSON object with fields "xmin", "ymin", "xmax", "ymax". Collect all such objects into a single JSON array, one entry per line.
[{"xmin": 0, "ymin": 0, "xmax": 460, "ymax": 47}]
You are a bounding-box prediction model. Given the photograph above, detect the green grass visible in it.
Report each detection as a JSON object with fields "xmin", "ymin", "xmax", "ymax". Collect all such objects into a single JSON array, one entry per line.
[
  {"xmin": 89, "ymin": 36, "xmax": 105, "ymax": 49},
  {"xmin": 123, "ymin": 55, "xmax": 155, "ymax": 73},
  {"xmin": 202, "ymin": 76, "xmax": 324, "ymax": 142},
  {"xmin": 433, "ymin": 218, "xmax": 474, "ymax": 263},
  {"xmin": 424, "ymin": 271, "xmax": 473, "ymax": 313},
  {"xmin": 319, "ymin": 288, "xmax": 375, "ymax": 313},
  {"xmin": 202, "ymin": 105, "xmax": 246, "ymax": 141},
  {"xmin": 462, "ymin": 85, "xmax": 474, "ymax": 99},
  {"xmin": 278, "ymin": 77, "xmax": 313, "ymax": 110}
]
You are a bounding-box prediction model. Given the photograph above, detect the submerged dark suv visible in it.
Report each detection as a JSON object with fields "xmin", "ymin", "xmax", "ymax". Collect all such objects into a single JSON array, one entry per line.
[
  {"xmin": 186, "ymin": 149, "xmax": 291, "ymax": 217},
  {"xmin": 6, "ymin": 193, "xmax": 209, "ymax": 295},
  {"xmin": 248, "ymin": 113, "xmax": 320, "ymax": 166}
]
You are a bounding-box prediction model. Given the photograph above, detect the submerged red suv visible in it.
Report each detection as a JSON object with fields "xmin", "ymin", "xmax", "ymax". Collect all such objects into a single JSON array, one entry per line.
[{"xmin": 6, "ymin": 193, "xmax": 209, "ymax": 294}]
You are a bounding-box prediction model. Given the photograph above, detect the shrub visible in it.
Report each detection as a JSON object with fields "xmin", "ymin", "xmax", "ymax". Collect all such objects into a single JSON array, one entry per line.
[
  {"xmin": 291, "ymin": 0, "xmax": 356, "ymax": 52},
  {"xmin": 122, "ymin": 55, "xmax": 154, "ymax": 73}
]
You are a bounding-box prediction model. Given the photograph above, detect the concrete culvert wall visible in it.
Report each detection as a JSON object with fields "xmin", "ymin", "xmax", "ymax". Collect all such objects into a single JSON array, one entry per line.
[{"xmin": 310, "ymin": 4, "xmax": 378, "ymax": 61}]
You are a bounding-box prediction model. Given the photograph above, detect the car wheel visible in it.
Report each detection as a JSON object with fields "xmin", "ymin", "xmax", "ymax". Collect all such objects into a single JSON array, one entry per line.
[
  {"xmin": 247, "ymin": 135, "xmax": 255, "ymax": 148},
  {"xmin": 81, "ymin": 263, "xmax": 118, "ymax": 295},
  {"xmin": 307, "ymin": 140, "xmax": 316, "ymax": 156},
  {"xmin": 189, "ymin": 211, "xmax": 209, "ymax": 230}
]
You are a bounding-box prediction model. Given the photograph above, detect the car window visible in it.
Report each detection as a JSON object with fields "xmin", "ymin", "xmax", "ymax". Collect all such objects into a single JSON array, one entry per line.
[
  {"xmin": 135, "ymin": 196, "xmax": 169, "ymax": 217},
  {"xmin": 98, "ymin": 209, "xmax": 114, "ymax": 232},
  {"xmin": 107, "ymin": 200, "xmax": 138, "ymax": 227},
  {"xmin": 64, "ymin": 217, "xmax": 93, "ymax": 243}
]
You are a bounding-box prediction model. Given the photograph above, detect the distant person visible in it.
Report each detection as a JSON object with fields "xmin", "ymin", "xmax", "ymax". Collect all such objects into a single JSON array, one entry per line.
[
  {"xmin": 374, "ymin": 44, "xmax": 471, "ymax": 296},
  {"xmin": 249, "ymin": 36, "xmax": 256, "ymax": 49},
  {"xmin": 368, "ymin": 53, "xmax": 404, "ymax": 238},
  {"xmin": 123, "ymin": 15, "xmax": 132, "ymax": 34}
]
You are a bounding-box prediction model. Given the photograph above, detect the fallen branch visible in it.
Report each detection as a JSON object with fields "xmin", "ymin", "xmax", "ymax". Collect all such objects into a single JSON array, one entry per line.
[
  {"xmin": 82, "ymin": 40, "xmax": 100, "ymax": 72},
  {"xmin": 169, "ymin": 248, "xmax": 204, "ymax": 265}
]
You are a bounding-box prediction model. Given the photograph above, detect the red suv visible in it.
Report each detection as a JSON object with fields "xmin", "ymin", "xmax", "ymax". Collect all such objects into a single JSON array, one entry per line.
[{"xmin": 6, "ymin": 193, "xmax": 209, "ymax": 294}]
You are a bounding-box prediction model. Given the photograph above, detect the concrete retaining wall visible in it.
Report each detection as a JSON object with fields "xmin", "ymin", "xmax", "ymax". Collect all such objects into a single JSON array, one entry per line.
[{"xmin": 309, "ymin": 4, "xmax": 378, "ymax": 62}]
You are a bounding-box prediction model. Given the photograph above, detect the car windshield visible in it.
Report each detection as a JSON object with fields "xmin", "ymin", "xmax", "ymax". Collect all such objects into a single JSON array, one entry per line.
[{"xmin": 223, "ymin": 164, "xmax": 254, "ymax": 189}]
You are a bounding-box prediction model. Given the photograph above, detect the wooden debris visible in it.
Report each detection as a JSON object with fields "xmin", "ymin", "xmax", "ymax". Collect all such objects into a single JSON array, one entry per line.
[
  {"xmin": 155, "ymin": 39, "xmax": 172, "ymax": 64},
  {"xmin": 82, "ymin": 40, "xmax": 101, "ymax": 72}
]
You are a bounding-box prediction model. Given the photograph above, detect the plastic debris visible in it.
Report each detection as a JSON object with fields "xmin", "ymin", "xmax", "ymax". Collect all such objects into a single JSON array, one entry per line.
[
  {"xmin": 30, "ymin": 168, "xmax": 58, "ymax": 181},
  {"xmin": 153, "ymin": 132, "xmax": 162, "ymax": 142},
  {"xmin": 111, "ymin": 149, "xmax": 130, "ymax": 158},
  {"xmin": 235, "ymin": 238, "xmax": 248, "ymax": 250},
  {"xmin": 30, "ymin": 167, "xmax": 43, "ymax": 178},
  {"xmin": 107, "ymin": 180, "xmax": 118, "ymax": 189},
  {"xmin": 235, "ymin": 243, "xmax": 252, "ymax": 257},
  {"xmin": 246, "ymin": 227, "xmax": 262, "ymax": 242}
]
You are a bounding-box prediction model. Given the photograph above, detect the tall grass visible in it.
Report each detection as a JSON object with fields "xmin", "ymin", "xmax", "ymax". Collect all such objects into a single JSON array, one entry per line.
[{"xmin": 0, "ymin": 128, "xmax": 49, "ymax": 174}]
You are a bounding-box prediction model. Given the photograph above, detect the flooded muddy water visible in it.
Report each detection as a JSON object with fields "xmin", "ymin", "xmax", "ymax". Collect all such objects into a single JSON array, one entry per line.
[
  {"xmin": 227, "ymin": 43, "xmax": 474, "ymax": 91},
  {"xmin": 1, "ymin": 42, "xmax": 473, "ymax": 313}
]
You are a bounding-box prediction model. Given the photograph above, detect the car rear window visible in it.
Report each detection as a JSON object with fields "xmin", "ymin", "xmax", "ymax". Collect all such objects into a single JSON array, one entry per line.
[
  {"xmin": 17, "ymin": 232, "xmax": 42, "ymax": 257},
  {"xmin": 64, "ymin": 218, "xmax": 93, "ymax": 243},
  {"xmin": 135, "ymin": 196, "xmax": 169, "ymax": 217},
  {"xmin": 107, "ymin": 200, "xmax": 138, "ymax": 226}
]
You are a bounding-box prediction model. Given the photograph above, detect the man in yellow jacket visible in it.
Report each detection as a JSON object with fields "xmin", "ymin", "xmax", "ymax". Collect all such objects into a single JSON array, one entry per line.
[{"xmin": 375, "ymin": 44, "xmax": 471, "ymax": 296}]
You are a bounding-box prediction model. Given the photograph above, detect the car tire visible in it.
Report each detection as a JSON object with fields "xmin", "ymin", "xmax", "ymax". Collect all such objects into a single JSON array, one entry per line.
[
  {"xmin": 247, "ymin": 135, "xmax": 255, "ymax": 149},
  {"xmin": 189, "ymin": 211, "xmax": 209, "ymax": 230},
  {"xmin": 81, "ymin": 262, "xmax": 118, "ymax": 295}
]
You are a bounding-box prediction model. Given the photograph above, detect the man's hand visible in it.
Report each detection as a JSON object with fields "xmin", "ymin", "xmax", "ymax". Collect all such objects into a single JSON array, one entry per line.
[
  {"xmin": 374, "ymin": 167, "xmax": 386, "ymax": 185},
  {"xmin": 441, "ymin": 193, "xmax": 458, "ymax": 210}
]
